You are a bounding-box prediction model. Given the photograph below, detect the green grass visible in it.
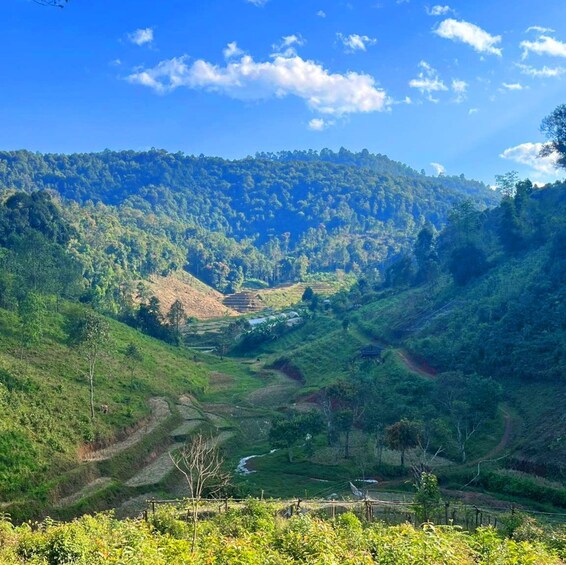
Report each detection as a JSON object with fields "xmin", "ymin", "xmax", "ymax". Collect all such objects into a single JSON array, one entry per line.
[
  {"xmin": 0, "ymin": 302, "xmax": 213, "ymax": 512},
  {"xmin": 271, "ymin": 327, "xmax": 366, "ymax": 390}
]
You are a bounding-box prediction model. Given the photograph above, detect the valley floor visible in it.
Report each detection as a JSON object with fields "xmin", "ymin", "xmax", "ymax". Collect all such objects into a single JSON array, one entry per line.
[{"xmin": 46, "ymin": 321, "xmax": 562, "ymax": 526}]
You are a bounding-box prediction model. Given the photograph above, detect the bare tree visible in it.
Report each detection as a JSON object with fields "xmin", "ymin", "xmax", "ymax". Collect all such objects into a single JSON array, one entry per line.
[{"xmin": 170, "ymin": 434, "xmax": 230, "ymax": 552}]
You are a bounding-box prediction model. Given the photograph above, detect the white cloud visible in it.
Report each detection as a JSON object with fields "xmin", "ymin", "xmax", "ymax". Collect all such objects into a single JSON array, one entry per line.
[
  {"xmin": 521, "ymin": 35, "xmax": 566, "ymax": 59},
  {"xmin": 468, "ymin": 108, "xmax": 479, "ymax": 115},
  {"xmin": 337, "ymin": 33, "xmax": 377, "ymax": 52},
  {"xmin": 431, "ymin": 162, "xmax": 446, "ymax": 176},
  {"xmin": 426, "ymin": 5, "xmax": 454, "ymax": 16},
  {"xmin": 500, "ymin": 142, "xmax": 560, "ymax": 175},
  {"xmin": 451, "ymin": 78, "xmax": 468, "ymax": 103},
  {"xmin": 451, "ymin": 79, "xmax": 467, "ymax": 92},
  {"xmin": 517, "ymin": 63, "xmax": 565, "ymax": 77},
  {"xmin": 317, "ymin": 10, "xmax": 326, "ymax": 18},
  {"xmin": 127, "ymin": 27, "xmax": 154, "ymax": 46},
  {"xmin": 246, "ymin": 0, "xmax": 268, "ymax": 5},
  {"xmin": 223, "ymin": 42, "xmax": 244, "ymax": 60},
  {"xmin": 127, "ymin": 53, "xmax": 389, "ymax": 116},
  {"xmin": 409, "ymin": 61, "xmax": 447, "ymax": 101},
  {"xmin": 434, "ymin": 19, "xmax": 502, "ymax": 56},
  {"xmin": 502, "ymin": 82, "xmax": 525, "ymax": 90},
  {"xmin": 308, "ymin": 118, "xmax": 332, "ymax": 130},
  {"xmin": 526, "ymin": 26, "xmax": 555, "ymax": 34},
  {"xmin": 272, "ymin": 34, "xmax": 305, "ymax": 56}
]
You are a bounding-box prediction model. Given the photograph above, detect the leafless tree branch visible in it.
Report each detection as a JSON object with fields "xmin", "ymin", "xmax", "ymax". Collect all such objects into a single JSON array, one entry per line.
[{"xmin": 170, "ymin": 434, "xmax": 230, "ymax": 553}]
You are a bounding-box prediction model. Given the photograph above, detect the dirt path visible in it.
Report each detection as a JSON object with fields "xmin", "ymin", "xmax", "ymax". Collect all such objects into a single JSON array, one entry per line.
[
  {"xmin": 55, "ymin": 478, "xmax": 114, "ymax": 508},
  {"xmin": 395, "ymin": 349, "xmax": 437, "ymax": 379},
  {"xmin": 82, "ymin": 398, "xmax": 171, "ymax": 462},
  {"xmin": 470, "ymin": 409, "xmax": 514, "ymax": 464},
  {"xmin": 350, "ymin": 324, "xmax": 437, "ymax": 380},
  {"xmin": 126, "ymin": 442, "xmax": 184, "ymax": 487}
]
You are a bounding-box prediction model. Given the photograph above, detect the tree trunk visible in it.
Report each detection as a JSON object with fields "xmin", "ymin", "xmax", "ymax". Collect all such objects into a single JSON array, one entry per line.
[
  {"xmin": 287, "ymin": 446, "xmax": 293, "ymax": 463},
  {"xmin": 401, "ymin": 448, "xmax": 405, "ymax": 467},
  {"xmin": 344, "ymin": 431, "xmax": 350, "ymax": 459},
  {"xmin": 191, "ymin": 501, "xmax": 198, "ymax": 553},
  {"xmin": 89, "ymin": 358, "xmax": 95, "ymax": 421}
]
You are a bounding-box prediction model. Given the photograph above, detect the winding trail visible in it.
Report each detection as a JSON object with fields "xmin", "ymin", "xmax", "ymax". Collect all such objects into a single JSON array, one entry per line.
[
  {"xmin": 395, "ymin": 349, "xmax": 437, "ymax": 380},
  {"xmin": 470, "ymin": 409, "xmax": 514, "ymax": 464},
  {"xmin": 349, "ymin": 324, "xmax": 437, "ymax": 380},
  {"xmin": 55, "ymin": 478, "xmax": 114, "ymax": 508},
  {"xmin": 82, "ymin": 397, "xmax": 171, "ymax": 462}
]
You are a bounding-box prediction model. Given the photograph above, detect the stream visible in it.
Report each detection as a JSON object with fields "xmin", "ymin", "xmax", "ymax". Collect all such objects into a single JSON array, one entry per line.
[{"xmin": 236, "ymin": 449, "xmax": 277, "ymax": 475}]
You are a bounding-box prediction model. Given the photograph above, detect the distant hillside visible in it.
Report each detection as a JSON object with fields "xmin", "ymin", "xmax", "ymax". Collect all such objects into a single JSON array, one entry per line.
[
  {"xmin": 142, "ymin": 273, "xmax": 238, "ymax": 320},
  {"xmin": 256, "ymin": 148, "xmax": 489, "ymax": 198},
  {"xmin": 0, "ymin": 150, "xmax": 498, "ymax": 302}
]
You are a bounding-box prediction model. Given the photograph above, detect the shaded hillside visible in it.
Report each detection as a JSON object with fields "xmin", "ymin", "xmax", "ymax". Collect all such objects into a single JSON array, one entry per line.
[
  {"xmin": 336, "ymin": 181, "xmax": 566, "ymax": 476},
  {"xmin": 257, "ymin": 148, "xmax": 489, "ymax": 198}
]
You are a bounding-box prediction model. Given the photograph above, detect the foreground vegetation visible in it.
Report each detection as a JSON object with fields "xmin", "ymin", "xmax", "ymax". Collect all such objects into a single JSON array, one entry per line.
[{"xmin": 0, "ymin": 501, "xmax": 564, "ymax": 564}]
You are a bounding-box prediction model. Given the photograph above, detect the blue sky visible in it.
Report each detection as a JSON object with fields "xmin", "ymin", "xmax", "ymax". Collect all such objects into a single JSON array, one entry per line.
[{"xmin": 2, "ymin": 0, "xmax": 566, "ymax": 184}]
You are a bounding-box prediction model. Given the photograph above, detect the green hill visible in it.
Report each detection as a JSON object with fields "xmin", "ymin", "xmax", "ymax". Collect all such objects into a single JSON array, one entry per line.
[
  {"xmin": 0, "ymin": 149, "xmax": 498, "ymax": 300},
  {"xmin": 331, "ymin": 181, "xmax": 566, "ymax": 478}
]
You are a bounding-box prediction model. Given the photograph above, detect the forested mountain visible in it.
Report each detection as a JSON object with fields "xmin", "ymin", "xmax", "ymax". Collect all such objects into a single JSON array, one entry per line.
[
  {"xmin": 0, "ymin": 150, "xmax": 497, "ymax": 303},
  {"xmin": 256, "ymin": 148, "xmax": 489, "ymax": 197}
]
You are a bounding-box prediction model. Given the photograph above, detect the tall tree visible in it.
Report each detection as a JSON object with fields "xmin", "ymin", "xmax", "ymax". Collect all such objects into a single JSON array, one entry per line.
[
  {"xmin": 18, "ymin": 292, "xmax": 46, "ymax": 359},
  {"xmin": 170, "ymin": 434, "xmax": 230, "ymax": 553},
  {"xmin": 167, "ymin": 299, "xmax": 186, "ymax": 344},
  {"xmin": 495, "ymin": 171, "xmax": 519, "ymax": 198},
  {"xmin": 385, "ymin": 419, "xmax": 421, "ymax": 467},
  {"xmin": 498, "ymin": 198, "xmax": 524, "ymax": 253},
  {"xmin": 124, "ymin": 342, "xmax": 143, "ymax": 382},
  {"xmin": 70, "ymin": 312, "xmax": 110, "ymax": 420},
  {"xmin": 413, "ymin": 472, "xmax": 442, "ymax": 524},
  {"xmin": 540, "ymin": 104, "xmax": 566, "ymax": 170},
  {"xmin": 436, "ymin": 372, "xmax": 501, "ymax": 462},
  {"xmin": 448, "ymin": 244, "xmax": 488, "ymax": 286},
  {"xmin": 269, "ymin": 411, "xmax": 323, "ymax": 462}
]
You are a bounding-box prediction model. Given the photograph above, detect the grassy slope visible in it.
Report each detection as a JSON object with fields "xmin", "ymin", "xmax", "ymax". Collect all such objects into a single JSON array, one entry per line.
[
  {"xmin": 0, "ymin": 302, "xmax": 214, "ymax": 509},
  {"xmin": 344, "ymin": 252, "xmax": 565, "ymax": 481}
]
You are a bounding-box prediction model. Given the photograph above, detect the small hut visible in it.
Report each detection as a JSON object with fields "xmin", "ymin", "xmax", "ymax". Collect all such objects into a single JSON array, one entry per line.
[{"xmin": 359, "ymin": 345, "xmax": 384, "ymax": 361}]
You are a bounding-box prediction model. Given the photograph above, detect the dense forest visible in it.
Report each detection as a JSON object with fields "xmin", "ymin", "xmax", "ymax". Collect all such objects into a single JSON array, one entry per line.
[{"xmin": 0, "ymin": 149, "xmax": 497, "ymax": 306}]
